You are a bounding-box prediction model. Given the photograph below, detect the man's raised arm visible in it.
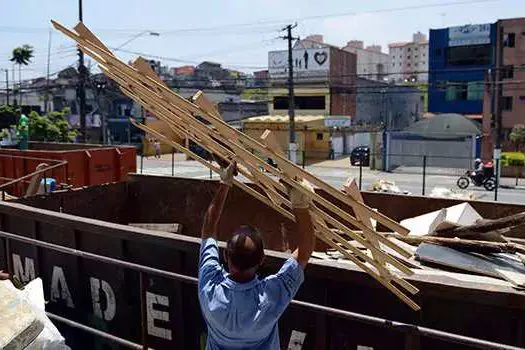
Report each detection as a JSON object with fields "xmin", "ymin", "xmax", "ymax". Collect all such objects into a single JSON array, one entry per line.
[
  {"xmin": 288, "ymin": 180, "xmax": 315, "ymax": 268},
  {"xmin": 201, "ymin": 161, "xmax": 237, "ymax": 240}
]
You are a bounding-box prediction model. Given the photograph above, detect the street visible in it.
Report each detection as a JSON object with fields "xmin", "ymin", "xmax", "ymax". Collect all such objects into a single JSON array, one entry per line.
[{"xmin": 138, "ymin": 154, "xmax": 525, "ymax": 205}]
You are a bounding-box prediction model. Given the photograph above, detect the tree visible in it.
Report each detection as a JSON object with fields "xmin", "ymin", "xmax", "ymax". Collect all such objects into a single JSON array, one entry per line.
[
  {"xmin": 10, "ymin": 45, "xmax": 34, "ymax": 105},
  {"xmin": 24, "ymin": 108, "xmax": 78, "ymax": 142},
  {"xmin": 509, "ymin": 124, "xmax": 525, "ymax": 152}
]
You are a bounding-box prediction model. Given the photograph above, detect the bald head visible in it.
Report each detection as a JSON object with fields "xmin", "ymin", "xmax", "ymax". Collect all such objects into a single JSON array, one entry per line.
[{"xmin": 226, "ymin": 226, "xmax": 264, "ymax": 271}]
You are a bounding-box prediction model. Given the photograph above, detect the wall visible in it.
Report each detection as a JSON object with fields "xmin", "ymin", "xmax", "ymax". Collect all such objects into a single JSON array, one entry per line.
[
  {"xmin": 218, "ymin": 101, "xmax": 268, "ymax": 122},
  {"xmin": 386, "ymin": 132, "xmax": 476, "ymax": 169},
  {"xmin": 482, "ymin": 18, "xmax": 525, "ymax": 158},
  {"xmin": 428, "ymin": 25, "xmax": 496, "ymax": 114},
  {"xmin": 268, "ymin": 87, "xmax": 330, "ymax": 116},
  {"xmin": 329, "ymin": 47, "xmax": 356, "ymax": 117},
  {"xmin": 500, "ymin": 18, "xmax": 525, "ymax": 129},
  {"xmin": 356, "ymin": 78, "xmax": 423, "ymax": 129},
  {"xmin": 7, "ymin": 176, "xmax": 525, "ymax": 349}
]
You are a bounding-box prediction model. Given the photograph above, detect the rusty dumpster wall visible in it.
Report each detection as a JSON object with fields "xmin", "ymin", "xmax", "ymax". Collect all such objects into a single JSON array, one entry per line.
[
  {"xmin": 6, "ymin": 176, "xmax": 525, "ymax": 349},
  {"xmin": 0, "ymin": 144, "xmax": 136, "ymax": 196}
]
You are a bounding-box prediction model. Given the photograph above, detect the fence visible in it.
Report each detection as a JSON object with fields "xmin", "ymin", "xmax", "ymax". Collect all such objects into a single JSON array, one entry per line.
[
  {"xmin": 137, "ymin": 148, "xmax": 516, "ymax": 203},
  {"xmin": 0, "ymin": 228, "xmax": 521, "ymax": 350}
]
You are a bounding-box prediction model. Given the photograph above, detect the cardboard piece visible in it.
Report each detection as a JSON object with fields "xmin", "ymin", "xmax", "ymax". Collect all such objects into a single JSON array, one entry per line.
[{"xmin": 401, "ymin": 203, "xmax": 482, "ymax": 236}]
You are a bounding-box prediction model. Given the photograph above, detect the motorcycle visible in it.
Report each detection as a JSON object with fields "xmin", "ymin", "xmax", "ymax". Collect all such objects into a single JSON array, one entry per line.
[{"xmin": 457, "ymin": 170, "xmax": 496, "ymax": 191}]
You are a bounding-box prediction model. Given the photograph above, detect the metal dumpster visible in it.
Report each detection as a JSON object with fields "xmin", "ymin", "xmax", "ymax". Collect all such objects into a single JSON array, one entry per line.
[{"xmin": 1, "ymin": 175, "xmax": 523, "ymax": 349}]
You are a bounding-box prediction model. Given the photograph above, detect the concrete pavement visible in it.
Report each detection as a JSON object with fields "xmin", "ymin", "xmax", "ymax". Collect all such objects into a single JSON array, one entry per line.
[{"xmin": 137, "ymin": 154, "xmax": 525, "ymax": 204}]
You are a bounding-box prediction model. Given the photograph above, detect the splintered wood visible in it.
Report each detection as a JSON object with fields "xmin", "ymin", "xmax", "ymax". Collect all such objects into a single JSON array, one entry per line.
[{"xmin": 52, "ymin": 20, "xmax": 420, "ymax": 310}]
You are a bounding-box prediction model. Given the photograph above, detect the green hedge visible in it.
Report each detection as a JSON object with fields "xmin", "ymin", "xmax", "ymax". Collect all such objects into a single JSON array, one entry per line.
[{"xmin": 502, "ymin": 152, "xmax": 525, "ymax": 167}]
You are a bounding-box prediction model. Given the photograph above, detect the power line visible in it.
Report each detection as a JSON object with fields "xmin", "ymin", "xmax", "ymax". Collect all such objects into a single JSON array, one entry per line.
[{"xmin": 0, "ymin": 0, "xmax": 502, "ymax": 36}]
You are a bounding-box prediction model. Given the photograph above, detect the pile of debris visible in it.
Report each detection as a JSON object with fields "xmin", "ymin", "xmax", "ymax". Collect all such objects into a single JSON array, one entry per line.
[
  {"xmin": 369, "ymin": 180, "xmax": 411, "ymax": 195},
  {"xmin": 0, "ymin": 277, "xmax": 68, "ymax": 349},
  {"xmin": 315, "ymin": 193, "xmax": 525, "ymax": 290}
]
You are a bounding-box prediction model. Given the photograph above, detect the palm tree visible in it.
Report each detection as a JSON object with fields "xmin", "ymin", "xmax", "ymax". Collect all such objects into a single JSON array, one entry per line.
[{"xmin": 10, "ymin": 45, "xmax": 34, "ymax": 105}]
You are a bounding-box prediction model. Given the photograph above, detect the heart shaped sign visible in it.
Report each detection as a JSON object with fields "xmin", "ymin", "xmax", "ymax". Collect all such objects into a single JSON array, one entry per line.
[{"xmin": 314, "ymin": 51, "xmax": 327, "ymax": 66}]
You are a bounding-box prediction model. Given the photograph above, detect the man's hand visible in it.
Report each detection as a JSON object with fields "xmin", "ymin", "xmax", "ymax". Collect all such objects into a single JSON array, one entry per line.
[
  {"xmin": 285, "ymin": 179, "xmax": 316, "ymax": 268},
  {"xmin": 288, "ymin": 179, "xmax": 314, "ymax": 209},
  {"xmin": 219, "ymin": 161, "xmax": 237, "ymax": 187},
  {"xmin": 0, "ymin": 270, "xmax": 9, "ymax": 280}
]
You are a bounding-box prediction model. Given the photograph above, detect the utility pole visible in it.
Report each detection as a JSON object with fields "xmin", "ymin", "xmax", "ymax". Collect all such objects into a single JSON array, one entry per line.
[
  {"xmin": 494, "ymin": 21, "xmax": 504, "ymax": 200},
  {"xmin": 281, "ymin": 23, "xmax": 298, "ymax": 162},
  {"xmin": 44, "ymin": 29, "xmax": 52, "ymax": 113},
  {"xmin": 78, "ymin": 0, "xmax": 87, "ymax": 142}
]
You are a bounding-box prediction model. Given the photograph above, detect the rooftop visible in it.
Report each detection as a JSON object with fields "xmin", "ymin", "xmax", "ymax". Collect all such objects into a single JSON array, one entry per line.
[{"xmin": 243, "ymin": 115, "xmax": 326, "ymax": 123}]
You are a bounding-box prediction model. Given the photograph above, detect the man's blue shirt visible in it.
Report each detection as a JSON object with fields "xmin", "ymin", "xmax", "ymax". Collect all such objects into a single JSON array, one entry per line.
[{"xmin": 198, "ymin": 238, "xmax": 304, "ymax": 349}]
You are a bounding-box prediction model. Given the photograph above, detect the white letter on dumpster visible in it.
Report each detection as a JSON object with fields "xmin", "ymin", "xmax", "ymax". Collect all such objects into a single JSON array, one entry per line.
[
  {"xmin": 146, "ymin": 291, "xmax": 172, "ymax": 340},
  {"xmin": 12, "ymin": 254, "xmax": 35, "ymax": 283},
  {"xmin": 90, "ymin": 277, "xmax": 116, "ymax": 321},
  {"xmin": 51, "ymin": 266, "xmax": 74, "ymax": 308}
]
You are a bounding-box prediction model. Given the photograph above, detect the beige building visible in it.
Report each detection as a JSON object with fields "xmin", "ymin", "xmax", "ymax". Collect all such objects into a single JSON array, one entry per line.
[
  {"xmin": 482, "ymin": 17, "xmax": 525, "ymax": 157},
  {"xmin": 242, "ymin": 115, "xmax": 331, "ymax": 161},
  {"xmin": 389, "ymin": 32, "xmax": 429, "ymax": 83},
  {"xmin": 341, "ymin": 40, "xmax": 389, "ymax": 81}
]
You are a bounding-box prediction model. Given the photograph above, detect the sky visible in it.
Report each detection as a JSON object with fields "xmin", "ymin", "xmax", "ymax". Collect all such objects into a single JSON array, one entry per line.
[{"xmin": 1, "ymin": 0, "xmax": 524, "ymax": 83}]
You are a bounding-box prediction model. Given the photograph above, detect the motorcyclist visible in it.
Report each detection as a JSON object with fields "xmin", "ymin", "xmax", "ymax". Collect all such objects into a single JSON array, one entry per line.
[{"xmin": 473, "ymin": 158, "xmax": 484, "ymax": 185}]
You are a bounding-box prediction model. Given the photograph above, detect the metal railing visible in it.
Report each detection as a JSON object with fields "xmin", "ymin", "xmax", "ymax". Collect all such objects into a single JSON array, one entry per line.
[
  {"xmin": 0, "ymin": 154, "xmax": 68, "ymax": 199},
  {"xmin": 0, "ymin": 229, "xmax": 523, "ymax": 350}
]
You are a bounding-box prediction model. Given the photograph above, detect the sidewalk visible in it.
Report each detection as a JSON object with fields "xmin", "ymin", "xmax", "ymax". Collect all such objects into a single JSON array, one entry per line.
[{"xmin": 307, "ymin": 156, "xmax": 351, "ymax": 169}]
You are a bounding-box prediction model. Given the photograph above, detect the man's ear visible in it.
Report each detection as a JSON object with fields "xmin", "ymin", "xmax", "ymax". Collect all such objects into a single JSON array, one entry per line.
[{"xmin": 259, "ymin": 255, "xmax": 265, "ymax": 268}]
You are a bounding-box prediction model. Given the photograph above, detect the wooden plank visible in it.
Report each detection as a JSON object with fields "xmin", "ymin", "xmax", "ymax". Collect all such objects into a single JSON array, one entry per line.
[
  {"xmin": 192, "ymin": 90, "xmax": 221, "ymax": 118},
  {"xmin": 316, "ymin": 227, "xmax": 420, "ymax": 311},
  {"xmin": 130, "ymin": 120, "xmax": 295, "ymax": 222},
  {"xmin": 129, "ymin": 223, "xmax": 183, "ymax": 234},
  {"xmin": 51, "ymin": 20, "xmax": 419, "ymax": 309},
  {"xmin": 73, "ymin": 22, "xmax": 112, "ymax": 54}
]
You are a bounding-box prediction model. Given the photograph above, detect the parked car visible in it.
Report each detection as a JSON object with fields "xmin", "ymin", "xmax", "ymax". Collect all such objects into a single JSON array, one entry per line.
[{"xmin": 350, "ymin": 146, "xmax": 370, "ymax": 166}]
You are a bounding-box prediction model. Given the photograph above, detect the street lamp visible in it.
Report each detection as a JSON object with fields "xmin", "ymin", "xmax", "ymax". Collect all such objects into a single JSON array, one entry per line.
[{"xmin": 115, "ymin": 31, "xmax": 160, "ymax": 51}]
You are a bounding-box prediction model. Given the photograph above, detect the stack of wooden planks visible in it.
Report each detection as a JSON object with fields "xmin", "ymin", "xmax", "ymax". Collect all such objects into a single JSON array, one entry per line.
[{"xmin": 52, "ymin": 20, "xmax": 421, "ymax": 310}]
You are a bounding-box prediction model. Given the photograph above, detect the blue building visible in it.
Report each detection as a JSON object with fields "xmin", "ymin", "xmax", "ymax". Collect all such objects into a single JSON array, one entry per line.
[{"xmin": 428, "ymin": 23, "xmax": 496, "ymax": 115}]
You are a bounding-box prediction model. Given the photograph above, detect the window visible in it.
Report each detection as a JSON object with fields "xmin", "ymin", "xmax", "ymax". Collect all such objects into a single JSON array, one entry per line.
[
  {"xmin": 273, "ymin": 96, "xmax": 326, "ymax": 110},
  {"xmin": 407, "ymin": 47, "xmax": 411, "ymax": 52},
  {"xmin": 501, "ymin": 65, "xmax": 514, "ymax": 79},
  {"xmin": 407, "ymin": 56, "xmax": 411, "ymax": 59},
  {"xmin": 446, "ymin": 44, "xmax": 491, "ymax": 66},
  {"xmin": 446, "ymin": 82, "xmax": 467, "ymax": 101},
  {"xmin": 407, "ymin": 63, "xmax": 411, "ymax": 67},
  {"xmin": 446, "ymin": 81, "xmax": 484, "ymax": 101},
  {"xmin": 392, "ymin": 63, "xmax": 395, "ymax": 67},
  {"xmin": 467, "ymin": 81, "xmax": 484, "ymax": 100},
  {"xmin": 316, "ymin": 133, "xmax": 323, "ymax": 141},
  {"xmin": 519, "ymin": 96, "xmax": 525, "ymax": 103},
  {"xmin": 504, "ymin": 33, "xmax": 515, "ymax": 48},
  {"xmin": 501, "ymin": 96, "xmax": 513, "ymax": 111}
]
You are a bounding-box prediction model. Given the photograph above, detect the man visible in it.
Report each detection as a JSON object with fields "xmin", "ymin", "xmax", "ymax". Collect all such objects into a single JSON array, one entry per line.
[
  {"xmin": 473, "ymin": 158, "xmax": 484, "ymax": 185},
  {"xmin": 18, "ymin": 113, "xmax": 29, "ymax": 151},
  {"xmin": 198, "ymin": 161, "xmax": 315, "ymax": 349},
  {"xmin": 154, "ymin": 139, "xmax": 161, "ymax": 159}
]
